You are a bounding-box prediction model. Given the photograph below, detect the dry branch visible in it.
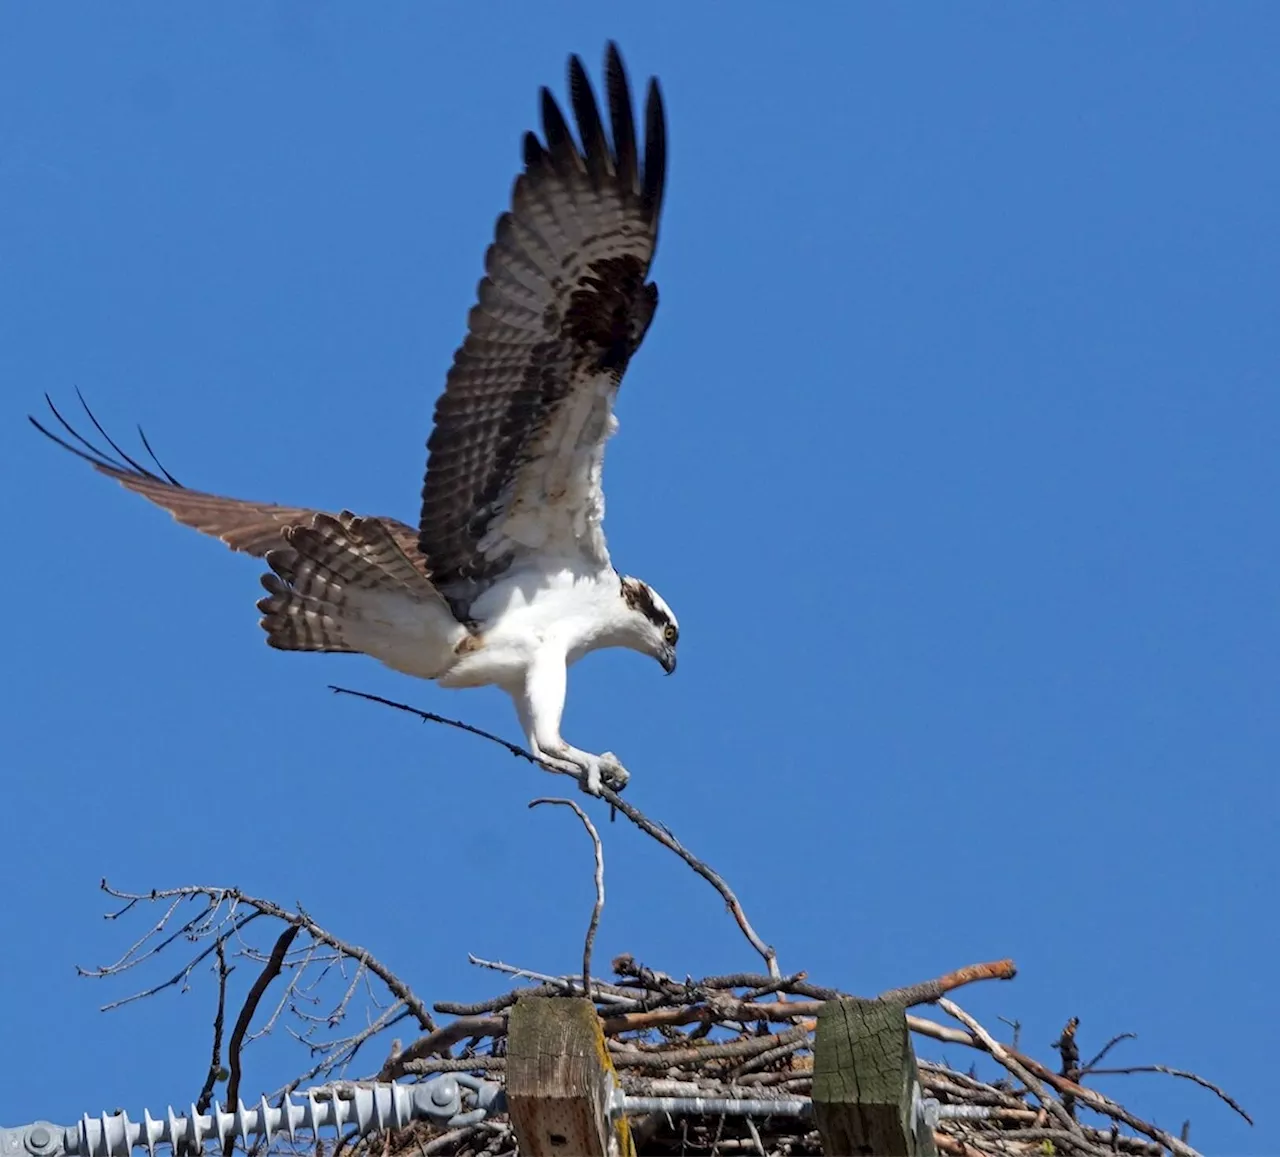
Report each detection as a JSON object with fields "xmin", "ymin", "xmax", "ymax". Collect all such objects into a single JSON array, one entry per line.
[
  {"xmin": 196, "ymin": 939, "xmax": 231, "ymax": 1114},
  {"xmin": 226, "ymin": 925, "xmax": 301, "ymax": 1108},
  {"xmin": 528, "ymin": 797, "xmax": 604, "ymax": 998}
]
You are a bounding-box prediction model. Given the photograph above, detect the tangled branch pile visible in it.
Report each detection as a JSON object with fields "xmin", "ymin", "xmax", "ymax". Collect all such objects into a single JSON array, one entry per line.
[
  {"xmin": 83, "ymin": 881, "xmax": 1244, "ymax": 1157},
  {"xmin": 77, "ymin": 695, "xmax": 1247, "ymax": 1157}
]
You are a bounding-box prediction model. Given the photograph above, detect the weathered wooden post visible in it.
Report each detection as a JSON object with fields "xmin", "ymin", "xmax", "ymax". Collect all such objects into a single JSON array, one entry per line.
[
  {"xmin": 506, "ymin": 996, "xmax": 633, "ymax": 1157},
  {"xmin": 813, "ymin": 998, "xmax": 936, "ymax": 1156}
]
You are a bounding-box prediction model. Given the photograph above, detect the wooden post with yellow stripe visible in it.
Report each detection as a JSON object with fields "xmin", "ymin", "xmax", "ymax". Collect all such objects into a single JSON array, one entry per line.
[{"xmin": 506, "ymin": 996, "xmax": 634, "ymax": 1157}]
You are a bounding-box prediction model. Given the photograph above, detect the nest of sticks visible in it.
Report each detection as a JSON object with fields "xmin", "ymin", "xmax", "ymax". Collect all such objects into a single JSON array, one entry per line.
[
  {"xmin": 340, "ymin": 951, "xmax": 1242, "ymax": 1157},
  {"xmin": 80, "ymin": 692, "xmax": 1248, "ymax": 1157}
]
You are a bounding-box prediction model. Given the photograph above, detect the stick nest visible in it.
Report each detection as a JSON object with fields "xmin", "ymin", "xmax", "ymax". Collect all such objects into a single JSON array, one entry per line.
[{"xmin": 79, "ymin": 697, "xmax": 1246, "ymax": 1157}]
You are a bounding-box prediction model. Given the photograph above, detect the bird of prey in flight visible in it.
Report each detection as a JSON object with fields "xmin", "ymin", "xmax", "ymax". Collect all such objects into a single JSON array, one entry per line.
[{"xmin": 32, "ymin": 43, "xmax": 676, "ymax": 795}]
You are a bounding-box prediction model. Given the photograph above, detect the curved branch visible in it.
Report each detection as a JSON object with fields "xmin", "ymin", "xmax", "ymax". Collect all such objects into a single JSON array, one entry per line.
[
  {"xmin": 225, "ymin": 925, "xmax": 301, "ymax": 1108},
  {"xmin": 529, "ymin": 798, "xmax": 604, "ymax": 999}
]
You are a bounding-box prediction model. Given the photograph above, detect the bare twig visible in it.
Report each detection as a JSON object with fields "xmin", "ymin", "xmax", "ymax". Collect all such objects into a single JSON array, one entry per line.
[
  {"xmin": 101, "ymin": 882, "xmax": 435, "ymax": 1032},
  {"xmin": 591, "ymin": 790, "xmax": 779, "ymax": 979},
  {"xmin": 610, "ymin": 1023, "xmax": 811, "ymax": 1069},
  {"xmin": 329, "ymin": 685, "xmax": 781, "ymax": 978},
  {"xmin": 529, "ymin": 797, "xmax": 604, "ymax": 999},
  {"xmin": 727, "ymin": 1032, "xmax": 810, "ymax": 1079},
  {"xmin": 1084, "ymin": 1066, "xmax": 1252, "ymax": 1125},
  {"xmin": 225, "ymin": 925, "xmax": 301, "ymax": 1109},
  {"xmin": 602, "ymin": 1001, "xmax": 823, "ymax": 1034},
  {"xmin": 196, "ymin": 939, "xmax": 231, "ymax": 1113},
  {"xmin": 694, "ymin": 974, "xmax": 844, "ymax": 1001},
  {"xmin": 997, "ymin": 1015, "xmax": 1022, "ymax": 1052},
  {"xmin": 94, "ymin": 912, "xmax": 261, "ymax": 1011},
  {"xmin": 463, "ymin": 956, "xmax": 640, "ymax": 1002},
  {"xmin": 269, "ymin": 1002, "xmax": 410, "ymax": 1102},
  {"xmin": 87, "ymin": 895, "xmax": 189, "ymax": 973},
  {"xmin": 379, "ymin": 1017, "xmax": 506, "ymax": 1081},
  {"xmin": 1010, "ymin": 1050, "xmax": 1204, "ymax": 1157},
  {"xmin": 1082, "ymin": 1031, "xmax": 1137, "ymax": 1073},
  {"xmin": 396, "ymin": 1055, "xmax": 507, "ymax": 1075},
  {"xmin": 938, "ymin": 998, "xmax": 1081, "ymax": 1137},
  {"xmin": 739, "ymin": 972, "xmax": 807, "ymax": 1001}
]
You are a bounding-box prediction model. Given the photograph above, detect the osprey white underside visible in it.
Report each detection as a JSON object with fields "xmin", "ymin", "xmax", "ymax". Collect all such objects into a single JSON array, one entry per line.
[{"xmin": 337, "ymin": 559, "xmax": 632, "ymax": 792}]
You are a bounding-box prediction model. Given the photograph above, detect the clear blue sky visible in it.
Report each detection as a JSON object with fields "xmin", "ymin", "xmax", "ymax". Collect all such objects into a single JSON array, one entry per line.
[{"xmin": 2, "ymin": 6, "xmax": 1276, "ymax": 1153}]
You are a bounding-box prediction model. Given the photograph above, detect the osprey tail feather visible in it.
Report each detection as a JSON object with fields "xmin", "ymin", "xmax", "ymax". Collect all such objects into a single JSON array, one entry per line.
[
  {"xmin": 257, "ymin": 512, "xmax": 469, "ymax": 679},
  {"xmin": 257, "ymin": 575, "xmax": 353, "ymax": 653}
]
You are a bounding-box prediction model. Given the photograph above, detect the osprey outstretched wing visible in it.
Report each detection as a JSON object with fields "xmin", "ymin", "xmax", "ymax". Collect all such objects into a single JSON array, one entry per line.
[
  {"xmin": 29, "ymin": 392, "xmax": 427, "ymax": 573},
  {"xmin": 31, "ymin": 43, "xmax": 676, "ymax": 795},
  {"xmin": 420, "ymin": 43, "xmax": 666, "ymax": 592}
]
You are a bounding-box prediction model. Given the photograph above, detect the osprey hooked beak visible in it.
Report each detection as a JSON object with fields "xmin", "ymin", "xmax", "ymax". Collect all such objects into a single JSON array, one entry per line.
[{"xmin": 659, "ymin": 644, "xmax": 677, "ymax": 675}]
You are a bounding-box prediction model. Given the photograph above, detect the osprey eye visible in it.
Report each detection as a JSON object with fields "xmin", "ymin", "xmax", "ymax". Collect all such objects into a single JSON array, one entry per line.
[{"xmin": 663, "ymin": 625, "xmax": 677, "ymax": 643}]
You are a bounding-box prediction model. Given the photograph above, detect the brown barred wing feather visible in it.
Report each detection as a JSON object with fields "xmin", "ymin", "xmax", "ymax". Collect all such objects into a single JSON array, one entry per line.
[
  {"xmin": 29, "ymin": 394, "xmax": 427, "ymax": 575},
  {"xmin": 418, "ymin": 43, "xmax": 666, "ymax": 592}
]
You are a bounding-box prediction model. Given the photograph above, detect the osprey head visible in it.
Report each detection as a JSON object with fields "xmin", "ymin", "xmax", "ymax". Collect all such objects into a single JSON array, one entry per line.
[{"xmin": 618, "ymin": 575, "xmax": 679, "ymax": 675}]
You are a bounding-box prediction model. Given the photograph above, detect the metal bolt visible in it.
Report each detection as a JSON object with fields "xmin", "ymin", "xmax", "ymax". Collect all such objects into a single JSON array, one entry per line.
[
  {"xmin": 430, "ymin": 1081, "xmax": 455, "ymax": 1107},
  {"xmin": 26, "ymin": 1126, "xmax": 52, "ymax": 1152}
]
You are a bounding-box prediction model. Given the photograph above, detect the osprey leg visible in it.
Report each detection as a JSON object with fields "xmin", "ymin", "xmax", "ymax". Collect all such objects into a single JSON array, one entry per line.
[{"xmin": 513, "ymin": 656, "xmax": 629, "ymax": 795}]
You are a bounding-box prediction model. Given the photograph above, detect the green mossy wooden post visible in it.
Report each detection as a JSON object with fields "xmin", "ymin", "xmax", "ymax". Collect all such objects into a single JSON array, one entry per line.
[
  {"xmin": 813, "ymin": 998, "xmax": 937, "ymax": 1156},
  {"xmin": 506, "ymin": 996, "xmax": 633, "ymax": 1157}
]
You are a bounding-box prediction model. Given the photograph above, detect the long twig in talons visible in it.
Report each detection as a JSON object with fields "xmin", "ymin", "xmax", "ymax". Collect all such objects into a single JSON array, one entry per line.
[{"xmin": 329, "ymin": 684, "xmax": 781, "ymax": 977}]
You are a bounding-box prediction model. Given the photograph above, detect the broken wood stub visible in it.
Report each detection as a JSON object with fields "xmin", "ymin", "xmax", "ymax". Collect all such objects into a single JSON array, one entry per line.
[
  {"xmin": 506, "ymin": 996, "xmax": 633, "ymax": 1157},
  {"xmin": 813, "ymin": 998, "xmax": 936, "ymax": 1156}
]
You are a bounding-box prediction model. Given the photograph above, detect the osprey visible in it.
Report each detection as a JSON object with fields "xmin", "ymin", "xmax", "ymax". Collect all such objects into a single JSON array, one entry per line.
[{"xmin": 31, "ymin": 44, "xmax": 676, "ymax": 795}]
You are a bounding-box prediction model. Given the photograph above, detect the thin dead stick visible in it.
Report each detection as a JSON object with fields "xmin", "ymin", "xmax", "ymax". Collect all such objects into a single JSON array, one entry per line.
[
  {"xmin": 378, "ymin": 1016, "xmax": 506, "ymax": 1081},
  {"xmin": 398, "ymin": 1055, "xmax": 507, "ymax": 1075},
  {"xmin": 529, "ymin": 798, "xmax": 604, "ymax": 1000},
  {"xmin": 86, "ymin": 895, "xmax": 188, "ymax": 974},
  {"xmin": 600, "ymin": 789, "xmax": 780, "ymax": 979},
  {"xmin": 728, "ymin": 1032, "xmax": 810, "ymax": 1079},
  {"xmin": 268, "ymin": 1001, "xmax": 409, "ymax": 1103},
  {"xmin": 610, "ymin": 1023, "xmax": 811, "ymax": 1069},
  {"xmin": 329, "ymin": 685, "xmax": 780, "ymax": 978},
  {"xmin": 225, "ymin": 925, "xmax": 301, "ymax": 1110},
  {"xmin": 102, "ymin": 881, "xmax": 436, "ymax": 1033},
  {"xmin": 938, "ymin": 998, "xmax": 1081, "ymax": 1137},
  {"xmin": 1082, "ymin": 1066, "xmax": 1251, "ymax": 1126},
  {"xmin": 602, "ymin": 1003, "xmax": 823, "ymax": 1034},
  {"xmin": 94, "ymin": 911, "xmax": 262, "ymax": 1011},
  {"xmin": 740, "ymin": 972, "xmax": 808, "ymax": 1001},
  {"xmin": 1010, "ymin": 1051, "xmax": 1206, "ymax": 1157},
  {"xmin": 694, "ymin": 974, "xmax": 843, "ymax": 1001},
  {"xmin": 196, "ymin": 939, "xmax": 231, "ymax": 1113},
  {"xmin": 931, "ymin": 998, "xmax": 1209, "ymax": 1157},
  {"xmin": 1081, "ymin": 1031, "xmax": 1138, "ymax": 1073}
]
